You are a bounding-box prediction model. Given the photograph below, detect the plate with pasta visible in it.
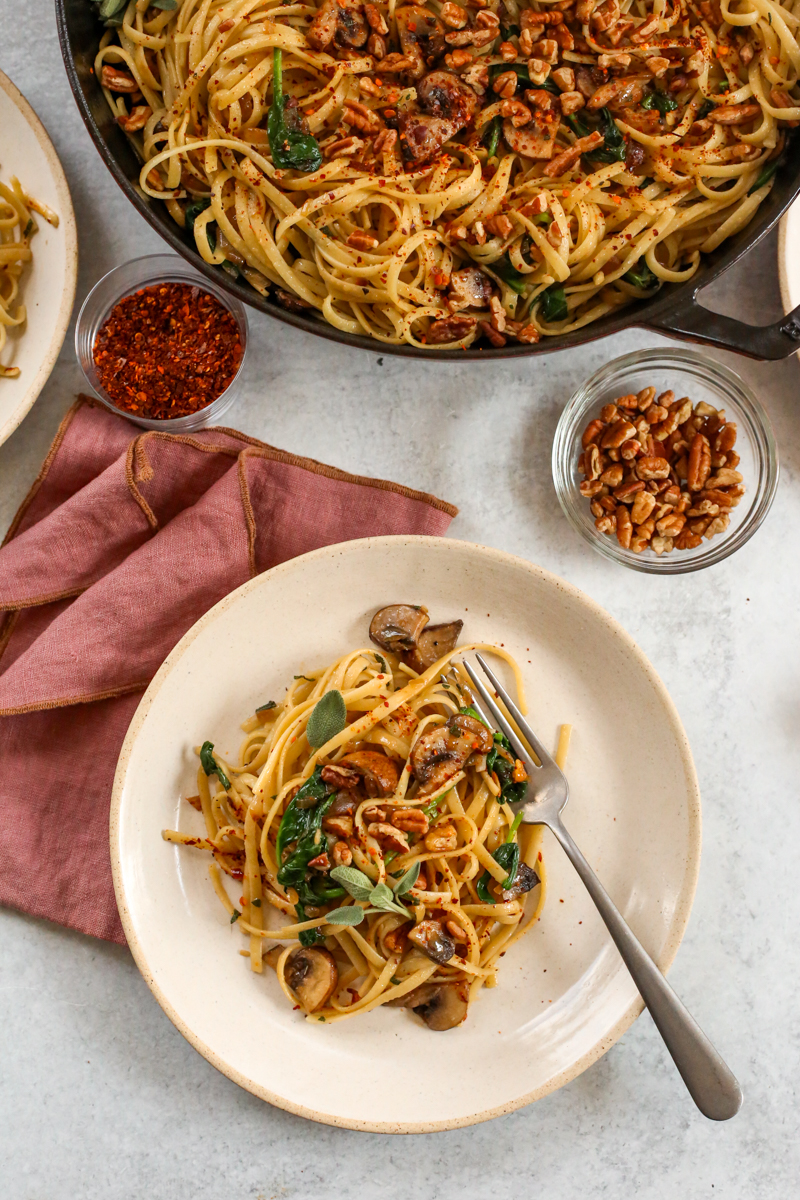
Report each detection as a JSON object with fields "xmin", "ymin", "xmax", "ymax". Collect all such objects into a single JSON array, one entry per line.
[
  {"xmin": 0, "ymin": 71, "xmax": 77, "ymax": 446},
  {"xmin": 111, "ymin": 536, "xmax": 701, "ymax": 1130}
]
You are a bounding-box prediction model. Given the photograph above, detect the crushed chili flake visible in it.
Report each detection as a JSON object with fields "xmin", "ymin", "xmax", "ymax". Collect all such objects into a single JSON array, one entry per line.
[{"xmin": 93, "ymin": 282, "xmax": 243, "ymax": 419}]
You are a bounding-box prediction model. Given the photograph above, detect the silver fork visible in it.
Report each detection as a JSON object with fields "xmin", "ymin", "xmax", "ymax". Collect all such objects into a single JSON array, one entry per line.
[{"xmin": 461, "ymin": 653, "xmax": 743, "ymax": 1121}]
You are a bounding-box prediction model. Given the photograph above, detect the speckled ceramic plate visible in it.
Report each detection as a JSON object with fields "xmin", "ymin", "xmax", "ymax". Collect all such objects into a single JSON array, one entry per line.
[
  {"xmin": 0, "ymin": 70, "xmax": 77, "ymax": 446},
  {"xmin": 111, "ymin": 537, "xmax": 701, "ymax": 1132}
]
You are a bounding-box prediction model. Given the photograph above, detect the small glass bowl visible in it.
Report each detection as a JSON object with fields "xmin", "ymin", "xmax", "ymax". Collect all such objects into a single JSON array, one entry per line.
[
  {"xmin": 552, "ymin": 348, "xmax": 779, "ymax": 574},
  {"xmin": 75, "ymin": 253, "xmax": 248, "ymax": 431}
]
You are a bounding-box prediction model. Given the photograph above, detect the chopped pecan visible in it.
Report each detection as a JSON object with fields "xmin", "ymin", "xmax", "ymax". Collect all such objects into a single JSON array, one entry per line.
[
  {"xmin": 101, "ymin": 65, "xmax": 139, "ymax": 92},
  {"xmin": 391, "ymin": 808, "xmax": 430, "ymax": 834},
  {"xmin": 347, "ymin": 230, "xmax": 380, "ymax": 251},
  {"xmin": 426, "ymin": 314, "xmax": 476, "ymax": 344},
  {"xmin": 424, "ymin": 822, "xmax": 458, "ymax": 853},
  {"xmin": 117, "ymin": 105, "xmax": 152, "ymax": 133},
  {"xmin": 367, "ymin": 822, "xmax": 410, "ymax": 854},
  {"xmin": 547, "ymin": 130, "xmax": 602, "ymax": 175}
]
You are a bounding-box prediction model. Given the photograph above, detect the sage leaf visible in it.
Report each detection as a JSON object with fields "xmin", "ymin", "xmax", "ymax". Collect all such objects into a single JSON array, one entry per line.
[
  {"xmin": 256, "ymin": 701, "xmax": 276, "ymax": 713},
  {"xmin": 307, "ymin": 689, "xmax": 346, "ymax": 748},
  {"xmin": 324, "ymin": 905, "xmax": 367, "ymax": 927},
  {"xmin": 200, "ymin": 741, "xmax": 231, "ymax": 791},
  {"xmin": 330, "ymin": 865, "xmax": 374, "ymax": 902},
  {"xmin": 369, "ymin": 881, "xmax": 396, "ymax": 909},
  {"xmin": 392, "ymin": 861, "xmax": 420, "ymax": 896},
  {"xmin": 151, "ymin": 0, "xmax": 178, "ymax": 9},
  {"xmin": 98, "ymin": 0, "xmax": 126, "ymax": 19}
]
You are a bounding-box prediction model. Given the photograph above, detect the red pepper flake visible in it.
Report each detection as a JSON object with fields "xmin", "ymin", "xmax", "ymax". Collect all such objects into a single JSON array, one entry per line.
[{"xmin": 93, "ymin": 282, "xmax": 243, "ymax": 419}]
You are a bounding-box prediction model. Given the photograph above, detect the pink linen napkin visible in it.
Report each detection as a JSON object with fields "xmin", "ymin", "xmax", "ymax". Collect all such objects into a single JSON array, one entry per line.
[{"xmin": 0, "ymin": 397, "xmax": 456, "ymax": 944}]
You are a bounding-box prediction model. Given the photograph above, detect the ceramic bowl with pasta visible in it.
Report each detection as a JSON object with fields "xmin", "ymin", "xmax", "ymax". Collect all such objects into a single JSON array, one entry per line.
[{"xmin": 91, "ymin": 0, "xmax": 800, "ymax": 351}]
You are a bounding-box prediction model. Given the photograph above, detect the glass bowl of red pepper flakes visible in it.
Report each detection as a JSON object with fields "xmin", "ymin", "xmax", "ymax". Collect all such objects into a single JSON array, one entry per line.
[{"xmin": 75, "ymin": 254, "xmax": 248, "ymax": 431}]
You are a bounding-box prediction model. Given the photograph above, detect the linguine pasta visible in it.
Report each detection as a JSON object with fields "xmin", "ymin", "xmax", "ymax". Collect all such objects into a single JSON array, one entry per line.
[
  {"xmin": 163, "ymin": 606, "xmax": 564, "ymax": 1028},
  {"xmin": 0, "ymin": 174, "xmax": 57, "ymax": 378},
  {"xmin": 95, "ymin": 0, "xmax": 800, "ymax": 349}
]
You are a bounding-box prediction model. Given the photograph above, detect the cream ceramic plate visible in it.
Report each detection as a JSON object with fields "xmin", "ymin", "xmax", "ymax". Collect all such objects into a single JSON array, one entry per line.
[
  {"xmin": 779, "ymin": 198, "xmax": 800, "ymax": 331},
  {"xmin": 0, "ymin": 71, "xmax": 77, "ymax": 446},
  {"xmin": 111, "ymin": 537, "xmax": 701, "ymax": 1132}
]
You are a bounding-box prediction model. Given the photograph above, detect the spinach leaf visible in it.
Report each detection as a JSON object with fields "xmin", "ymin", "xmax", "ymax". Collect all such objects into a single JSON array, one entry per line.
[
  {"xmin": 256, "ymin": 701, "xmax": 277, "ymax": 713},
  {"xmin": 642, "ymin": 91, "xmax": 678, "ymax": 116},
  {"xmin": 567, "ymin": 113, "xmax": 591, "ymax": 139},
  {"xmin": 538, "ymin": 283, "xmax": 568, "ymax": 323},
  {"xmin": 267, "ymin": 48, "xmax": 322, "ymax": 173},
  {"xmin": 500, "ymin": 24, "xmax": 520, "ymax": 39},
  {"xmin": 476, "ymin": 842, "xmax": 521, "ymax": 903},
  {"xmin": 151, "ymin": 0, "xmax": 178, "ymax": 9},
  {"xmin": 295, "ymin": 900, "xmax": 326, "ymax": 947},
  {"xmin": 623, "ymin": 259, "xmax": 660, "ymax": 291},
  {"xmin": 696, "ymin": 99, "xmax": 714, "ymax": 120},
  {"xmin": 459, "ymin": 704, "xmax": 491, "ymax": 729},
  {"xmin": 748, "ymin": 155, "xmax": 783, "ymax": 195},
  {"xmin": 494, "ymin": 256, "xmax": 528, "ymax": 295},
  {"xmin": 482, "ymin": 115, "xmax": 502, "ymax": 158},
  {"xmin": 585, "ymin": 109, "xmax": 627, "ymax": 164},
  {"xmin": 275, "ymin": 767, "xmax": 329, "ymax": 865},
  {"xmin": 185, "ymin": 197, "xmax": 215, "ymax": 251},
  {"xmin": 200, "ymin": 741, "xmax": 231, "ymax": 791},
  {"xmin": 307, "ymin": 689, "xmax": 347, "ymax": 749},
  {"xmin": 485, "ymin": 730, "xmax": 528, "ymax": 804},
  {"xmin": 488, "ymin": 63, "xmax": 558, "ymax": 93}
]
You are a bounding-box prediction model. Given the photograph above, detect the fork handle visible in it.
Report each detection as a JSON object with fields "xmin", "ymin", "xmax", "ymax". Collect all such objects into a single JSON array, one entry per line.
[{"xmin": 549, "ymin": 816, "xmax": 743, "ymax": 1121}]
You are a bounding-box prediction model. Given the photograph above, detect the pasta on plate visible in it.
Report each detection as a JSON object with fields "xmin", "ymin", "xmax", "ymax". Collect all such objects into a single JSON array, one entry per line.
[
  {"xmin": 0, "ymin": 173, "xmax": 57, "ymax": 378},
  {"xmin": 163, "ymin": 604, "xmax": 569, "ymax": 1029},
  {"xmin": 94, "ymin": 0, "xmax": 799, "ymax": 349}
]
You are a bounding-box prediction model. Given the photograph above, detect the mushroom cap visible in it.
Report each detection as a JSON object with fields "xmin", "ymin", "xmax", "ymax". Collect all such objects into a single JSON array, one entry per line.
[
  {"xmin": 369, "ymin": 604, "xmax": 429, "ymax": 654},
  {"xmin": 407, "ymin": 619, "xmax": 464, "ymax": 672},
  {"xmin": 417, "ymin": 70, "xmax": 478, "ymax": 124},
  {"xmin": 446, "ymin": 269, "xmax": 493, "ymax": 313},
  {"xmin": 502, "ymin": 118, "xmax": 557, "ymax": 159},
  {"xmin": 407, "ymin": 918, "xmax": 456, "ymax": 964},
  {"xmin": 284, "ymin": 946, "xmax": 338, "ymax": 1012},
  {"xmin": 501, "ymin": 861, "xmax": 541, "ymax": 901},
  {"xmin": 395, "ymin": 6, "xmax": 446, "ymax": 64},
  {"xmin": 338, "ymin": 749, "xmax": 401, "ymax": 797},
  {"xmin": 410, "ymin": 712, "xmax": 494, "ymax": 795},
  {"xmin": 394, "ymin": 981, "xmax": 469, "ymax": 1030}
]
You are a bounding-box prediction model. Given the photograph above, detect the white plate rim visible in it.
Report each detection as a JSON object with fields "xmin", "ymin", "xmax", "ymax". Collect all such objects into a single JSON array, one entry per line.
[
  {"xmin": 0, "ymin": 69, "xmax": 78, "ymax": 447},
  {"xmin": 110, "ymin": 535, "xmax": 702, "ymax": 1133}
]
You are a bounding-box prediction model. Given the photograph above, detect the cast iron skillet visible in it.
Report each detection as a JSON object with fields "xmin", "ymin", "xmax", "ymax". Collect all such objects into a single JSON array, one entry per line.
[{"xmin": 57, "ymin": 0, "xmax": 800, "ymax": 360}]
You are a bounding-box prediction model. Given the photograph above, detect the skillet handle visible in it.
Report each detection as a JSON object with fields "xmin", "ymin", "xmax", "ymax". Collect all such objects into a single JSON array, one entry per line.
[{"xmin": 649, "ymin": 292, "xmax": 800, "ymax": 361}]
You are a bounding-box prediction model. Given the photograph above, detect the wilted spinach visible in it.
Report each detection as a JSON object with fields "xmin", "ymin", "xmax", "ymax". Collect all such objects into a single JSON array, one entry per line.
[
  {"xmin": 185, "ymin": 197, "xmax": 215, "ymax": 251},
  {"xmin": 623, "ymin": 259, "xmax": 660, "ymax": 291},
  {"xmin": 482, "ymin": 115, "xmax": 502, "ymax": 158},
  {"xmin": 538, "ymin": 283, "xmax": 568, "ymax": 323},
  {"xmin": 267, "ymin": 48, "xmax": 322, "ymax": 173},
  {"xmin": 276, "ymin": 766, "xmax": 335, "ymax": 943},
  {"xmin": 494, "ymin": 256, "xmax": 528, "ymax": 296},
  {"xmin": 585, "ymin": 108, "xmax": 627, "ymax": 164},
  {"xmin": 200, "ymin": 741, "xmax": 230, "ymax": 791},
  {"xmin": 486, "ymin": 731, "xmax": 527, "ymax": 805},
  {"xmin": 642, "ymin": 91, "xmax": 678, "ymax": 116},
  {"xmin": 748, "ymin": 155, "xmax": 784, "ymax": 195}
]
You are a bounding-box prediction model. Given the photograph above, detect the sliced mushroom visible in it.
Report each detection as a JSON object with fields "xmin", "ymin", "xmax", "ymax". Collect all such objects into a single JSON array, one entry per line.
[
  {"xmin": 307, "ymin": 0, "xmax": 339, "ymax": 50},
  {"xmin": 501, "ymin": 862, "xmax": 541, "ymax": 901},
  {"xmin": 407, "ymin": 918, "xmax": 456, "ymax": 964},
  {"xmin": 417, "ymin": 70, "xmax": 479, "ymax": 124},
  {"xmin": 396, "ymin": 6, "xmax": 446, "ymax": 75},
  {"xmin": 502, "ymin": 118, "xmax": 556, "ymax": 159},
  {"xmin": 335, "ymin": 0, "xmax": 369, "ymax": 48},
  {"xmin": 446, "ymin": 270, "xmax": 492, "ymax": 314},
  {"xmin": 284, "ymin": 946, "xmax": 338, "ymax": 1012},
  {"xmin": 369, "ymin": 604, "xmax": 429, "ymax": 654},
  {"xmin": 389, "ymin": 981, "xmax": 469, "ymax": 1030},
  {"xmin": 400, "ymin": 69, "xmax": 478, "ymax": 164},
  {"xmin": 410, "ymin": 713, "xmax": 494, "ymax": 795},
  {"xmin": 398, "ymin": 112, "xmax": 458, "ymax": 164},
  {"xmin": 321, "ymin": 790, "xmax": 359, "ymax": 836},
  {"xmin": 338, "ymin": 749, "xmax": 401, "ymax": 797},
  {"xmin": 407, "ymin": 619, "xmax": 464, "ymax": 672}
]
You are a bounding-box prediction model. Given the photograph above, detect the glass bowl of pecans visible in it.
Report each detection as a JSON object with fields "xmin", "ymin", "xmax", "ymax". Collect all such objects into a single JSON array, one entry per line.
[{"xmin": 552, "ymin": 349, "xmax": 778, "ymax": 574}]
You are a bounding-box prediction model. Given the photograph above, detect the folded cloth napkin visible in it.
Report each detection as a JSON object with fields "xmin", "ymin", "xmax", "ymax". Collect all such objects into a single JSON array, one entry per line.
[{"xmin": 0, "ymin": 397, "xmax": 456, "ymax": 944}]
